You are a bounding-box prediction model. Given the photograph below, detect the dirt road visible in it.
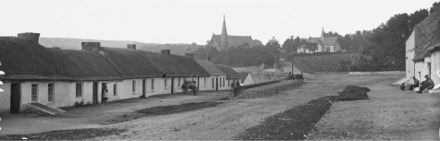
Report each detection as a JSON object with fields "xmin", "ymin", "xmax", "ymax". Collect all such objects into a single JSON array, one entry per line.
[
  {"xmin": 94, "ymin": 74, "xmax": 400, "ymax": 140},
  {"xmin": 309, "ymin": 75, "xmax": 440, "ymax": 140}
]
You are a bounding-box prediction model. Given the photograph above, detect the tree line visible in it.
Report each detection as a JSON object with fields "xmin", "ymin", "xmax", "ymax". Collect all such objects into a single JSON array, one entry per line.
[{"xmin": 193, "ymin": 2, "xmax": 440, "ymax": 71}]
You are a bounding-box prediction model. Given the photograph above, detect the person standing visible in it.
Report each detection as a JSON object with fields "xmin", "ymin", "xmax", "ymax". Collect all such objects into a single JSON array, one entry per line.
[{"xmin": 102, "ymin": 86, "xmax": 109, "ymax": 103}]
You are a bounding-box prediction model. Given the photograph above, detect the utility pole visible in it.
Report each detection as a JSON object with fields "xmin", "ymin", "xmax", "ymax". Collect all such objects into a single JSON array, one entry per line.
[{"xmin": 291, "ymin": 35, "xmax": 294, "ymax": 75}]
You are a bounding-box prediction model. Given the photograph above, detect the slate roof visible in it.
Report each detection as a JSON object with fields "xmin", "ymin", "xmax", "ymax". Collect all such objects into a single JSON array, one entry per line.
[
  {"xmin": 308, "ymin": 37, "xmax": 338, "ymax": 46},
  {"xmin": 216, "ymin": 65, "xmax": 240, "ymax": 79},
  {"xmin": 211, "ymin": 35, "xmax": 261, "ymax": 48},
  {"xmin": 195, "ymin": 60, "xmax": 226, "ymax": 76},
  {"xmin": 413, "ymin": 11, "xmax": 440, "ymax": 61}
]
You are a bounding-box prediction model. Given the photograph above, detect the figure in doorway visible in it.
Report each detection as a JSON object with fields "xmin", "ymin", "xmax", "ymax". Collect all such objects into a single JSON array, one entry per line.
[{"xmin": 102, "ymin": 86, "xmax": 109, "ymax": 103}]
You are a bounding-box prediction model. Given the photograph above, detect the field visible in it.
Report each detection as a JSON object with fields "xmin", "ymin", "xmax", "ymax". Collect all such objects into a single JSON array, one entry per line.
[{"xmin": 292, "ymin": 53, "xmax": 362, "ymax": 72}]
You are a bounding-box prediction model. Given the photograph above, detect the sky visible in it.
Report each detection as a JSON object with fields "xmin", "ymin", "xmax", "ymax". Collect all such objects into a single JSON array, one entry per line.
[{"xmin": 0, "ymin": 0, "xmax": 438, "ymax": 45}]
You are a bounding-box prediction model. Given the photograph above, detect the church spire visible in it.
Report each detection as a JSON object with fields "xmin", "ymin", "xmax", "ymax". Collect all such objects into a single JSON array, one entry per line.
[
  {"xmin": 321, "ymin": 27, "xmax": 325, "ymax": 38},
  {"xmin": 221, "ymin": 15, "xmax": 228, "ymax": 35}
]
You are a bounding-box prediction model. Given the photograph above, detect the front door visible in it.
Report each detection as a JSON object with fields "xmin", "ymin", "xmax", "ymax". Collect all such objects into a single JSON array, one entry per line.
[
  {"xmin": 216, "ymin": 77, "xmax": 219, "ymax": 91},
  {"xmin": 171, "ymin": 78, "xmax": 174, "ymax": 94},
  {"xmin": 93, "ymin": 82, "xmax": 98, "ymax": 104},
  {"xmin": 142, "ymin": 79, "xmax": 146, "ymax": 98},
  {"xmin": 10, "ymin": 83, "xmax": 21, "ymax": 114}
]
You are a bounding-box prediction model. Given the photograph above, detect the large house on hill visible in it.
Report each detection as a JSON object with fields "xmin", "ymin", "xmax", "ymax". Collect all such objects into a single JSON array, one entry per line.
[
  {"xmin": 299, "ymin": 28, "xmax": 341, "ymax": 53},
  {"xmin": 400, "ymin": 10, "xmax": 440, "ymax": 92},
  {"xmin": 0, "ymin": 32, "xmax": 241, "ymax": 114},
  {"xmin": 208, "ymin": 16, "xmax": 262, "ymax": 51}
]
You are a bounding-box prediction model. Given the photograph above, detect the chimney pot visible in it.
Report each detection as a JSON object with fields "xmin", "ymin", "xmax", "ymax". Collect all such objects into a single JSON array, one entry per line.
[
  {"xmin": 161, "ymin": 49, "xmax": 171, "ymax": 55},
  {"xmin": 81, "ymin": 42, "xmax": 101, "ymax": 51},
  {"xmin": 127, "ymin": 44, "xmax": 136, "ymax": 50},
  {"xmin": 17, "ymin": 32, "xmax": 40, "ymax": 43}
]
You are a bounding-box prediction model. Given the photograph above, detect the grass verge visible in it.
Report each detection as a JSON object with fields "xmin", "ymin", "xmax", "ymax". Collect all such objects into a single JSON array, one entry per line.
[
  {"xmin": 137, "ymin": 101, "xmax": 223, "ymax": 116},
  {"xmin": 235, "ymin": 96, "xmax": 337, "ymax": 140},
  {"xmin": 104, "ymin": 101, "xmax": 223, "ymax": 125},
  {"xmin": 235, "ymin": 81, "xmax": 303, "ymax": 99},
  {"xmin": 0, "ymin": 128, "xmax": 126, "ymax": 140}
]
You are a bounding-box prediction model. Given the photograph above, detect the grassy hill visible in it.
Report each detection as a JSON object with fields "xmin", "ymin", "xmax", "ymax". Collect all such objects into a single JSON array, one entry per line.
[
  {"xmin": 290, "ymin": 53, "xmax": 362, "ymax": 73},
  {"xmin": 39, "ymin": 37, "xmax": 203, "ymax": 56}
]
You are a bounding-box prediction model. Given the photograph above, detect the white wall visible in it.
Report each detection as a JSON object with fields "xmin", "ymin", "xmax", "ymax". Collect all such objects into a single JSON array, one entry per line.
[
  {"xmin": 406, "ymin": 30, "xmax": 416, "ymax": 79},
  {"xmin": 242, "ymin": 74, "xmax": 255, "ymax": 86},
  {"xmin": 430, "ymin": 51, "xmax": 440, "ymax": 85},
  {"xmin": 0, "ymin": 82, "xmax": 11, "ymax": 112}
]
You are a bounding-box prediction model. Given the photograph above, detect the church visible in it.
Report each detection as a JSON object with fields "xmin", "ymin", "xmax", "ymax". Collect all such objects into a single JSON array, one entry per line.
[{"xmin": 208, "ymin": 16, "xmax": 262, "ymax": 51}]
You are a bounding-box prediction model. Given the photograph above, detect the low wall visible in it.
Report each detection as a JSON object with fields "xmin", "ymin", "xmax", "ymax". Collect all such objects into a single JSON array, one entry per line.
[
  {"xmin": 348, "ymin": 71, "xmax": 405, "ymax": 75},
  {"xmin": 250, "ymin": 72, "xmax": 289, "ymax": 84}
]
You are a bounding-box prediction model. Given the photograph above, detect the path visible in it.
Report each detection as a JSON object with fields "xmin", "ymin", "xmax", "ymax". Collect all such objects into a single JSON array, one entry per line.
[{"xmin": 94, "ymin": 74, "xmax": 398, "ymax": 140}]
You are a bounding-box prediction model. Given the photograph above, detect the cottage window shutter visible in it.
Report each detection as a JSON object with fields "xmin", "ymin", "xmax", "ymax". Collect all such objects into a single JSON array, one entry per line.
[{"xmin": 0, "ymin": 61, "xmax": 4, "ymax": 92}]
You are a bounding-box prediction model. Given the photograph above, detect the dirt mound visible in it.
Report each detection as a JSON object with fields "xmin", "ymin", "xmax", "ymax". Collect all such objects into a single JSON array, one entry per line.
[{"xmin": 337, "ymin": 85, "xmax": 370, "ymax": 101}]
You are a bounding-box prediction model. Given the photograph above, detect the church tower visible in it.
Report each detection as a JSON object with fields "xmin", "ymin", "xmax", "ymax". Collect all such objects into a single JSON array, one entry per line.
[
  {"xmin": 220, "ymin": 15, "xmax": 228, "ymax": 50},
  {"xmin": 321, "ymin": 27, "xmax": 325, "ymax": 39}
]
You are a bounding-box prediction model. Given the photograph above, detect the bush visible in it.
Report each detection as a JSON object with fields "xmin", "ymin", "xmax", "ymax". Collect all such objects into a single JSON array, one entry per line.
[{"xmin": 337, "ymin": 85, "xmax": 370, "ymax": 101}]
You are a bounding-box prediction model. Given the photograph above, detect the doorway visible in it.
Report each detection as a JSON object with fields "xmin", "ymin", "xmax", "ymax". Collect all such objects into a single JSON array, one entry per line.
[
  {"xmin": 216, "ymin": 77, "xmax": 219, "ymax": 91},
  {"xmin": 101, "ymin": 83, "xmax": 107, "ymax": 102},
  {"xmin": 10, "ymin": 83, "xmax": 21, "ymax": 114},
  {"xmin": 142, "ymin": 79, "xmax": 146, "ymax": 98},
  {"xmin": 93, "ymin": 82, "xmax": 98, "ymax": 104}
]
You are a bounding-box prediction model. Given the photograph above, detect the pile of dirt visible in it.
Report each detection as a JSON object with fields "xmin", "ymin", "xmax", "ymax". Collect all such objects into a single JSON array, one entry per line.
[
  {"xmin": 137, "ymin": 101, "xmax": 223, "ymax": 116},
  {"xmin": 337, "ymin": 85, "xmax": 370, "ymax": 101},
  {"xmin": 235, "ymin": 96, "xmax": 337, "ymax": 140},
  {"xmin": 0, "ymin": 128, "xmax": 125, "ymax": 140}
]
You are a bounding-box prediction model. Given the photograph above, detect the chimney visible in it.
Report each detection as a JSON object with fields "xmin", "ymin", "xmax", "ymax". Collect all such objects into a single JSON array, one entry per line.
[
  {"xmin": 185, "ymin": 53, "xmax": 194, "ymax": 59},
  {"xmin": 81, "ymin": 42, "xmax": 101, "ymax": 51},
  {"xmin": 161, "ymin": 49, "xmax": 171, "ymax": 55},
  {"xmin": 127, "ymin": 44, "xmax": 136, "ymax": 50},
  {"xmin": 17, "ymin": 32, "xmax": 40, "ymax": 43}
]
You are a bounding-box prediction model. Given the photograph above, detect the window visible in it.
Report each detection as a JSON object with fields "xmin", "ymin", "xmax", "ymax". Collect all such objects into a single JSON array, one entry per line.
[
  {"xmin": 212, "ymin": 78, "xmax": 215, "ymax": 88},
  {"xmin": 223, "ymin": 78, "xmax": 225, "ymax": 87},
  {"xmin": 76, "ymin": 83, "xmax": 82, "ymax": 97},
  {"xmin": 326, "ymin": 47, "xmax": 330, "ymax": 52},
  {"xmin": 204, "ymin": 77, "xmax": 207, "ymax": 87},
  {"xmin": 132, "ymin": 80, "xmax": 136, "ymax": 92},
  {"xmin": 113, "ymin": 84, "xmax": 117, "ymax": 96},
  {"xmin": 48, "ymin": 83, "xmax": 54, "ymax": 102},
  {"xmin": 151, "ymin": 79, "xmax": 154, "ymax": 90},
  {"xmin": 164, "ymin": 79, "xmax": 168, "ymax": 89},
  {"xmin": 31, "ymin": 84, "xmax": 38, "ymax": 102},
  {"xmin": 178, "ymin": 78, "xmax": 181, "ymax": 88}
]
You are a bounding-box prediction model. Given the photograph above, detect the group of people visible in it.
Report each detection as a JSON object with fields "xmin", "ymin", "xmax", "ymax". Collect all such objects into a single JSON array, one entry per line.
[{"xmin": 400, "ymin": 75, "xmax": 434, "ymax": 93}]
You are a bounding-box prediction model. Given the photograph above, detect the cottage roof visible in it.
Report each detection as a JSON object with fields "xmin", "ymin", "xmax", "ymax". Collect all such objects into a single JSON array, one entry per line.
[
  {"xmin": 211, "ymin": 35, "xmax": 260, "ymax": 47},
  {"xmin": 0, "ymin": 37, "xmax": 68, "ymax": 80},
  {"xmin": 47, "ymin": 49, "xmax": 122, "ymax": 81},
  {"xmin": 216, "ymin": 65, "xmax": 240, "ymax": 79},
  {"xmin": 0, "ymin": 37, "xmax": 210, "ymax": 81},
  {"xmin": 99, "ymin": 47, "xmax": 210, "ymax": 78},
  {"xmin": 238, "ymin": 72, "xmax": 249, "ymax": 83},
  {"xmin": 413, "ymin": 11, "xmax": 440, "ymax": 61},
  {"xmin": 195, "ymin": 60, "xmax": 226, "ymax": 76}
]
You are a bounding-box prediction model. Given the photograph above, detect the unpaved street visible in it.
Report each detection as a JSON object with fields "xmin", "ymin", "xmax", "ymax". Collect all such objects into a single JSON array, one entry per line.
[{"xmin": 94, "ymin": 74, "xmax": 401, "ymax": 140}]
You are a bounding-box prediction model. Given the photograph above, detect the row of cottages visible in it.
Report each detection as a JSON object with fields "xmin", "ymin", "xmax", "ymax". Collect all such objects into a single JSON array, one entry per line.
[
  {"xmin": 0, "ymin": 32, "xmax": 240, "ymax": 114},
  {"xmin": 404, "ymin": 10, "xmax": 440, "ymax": 91}
]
